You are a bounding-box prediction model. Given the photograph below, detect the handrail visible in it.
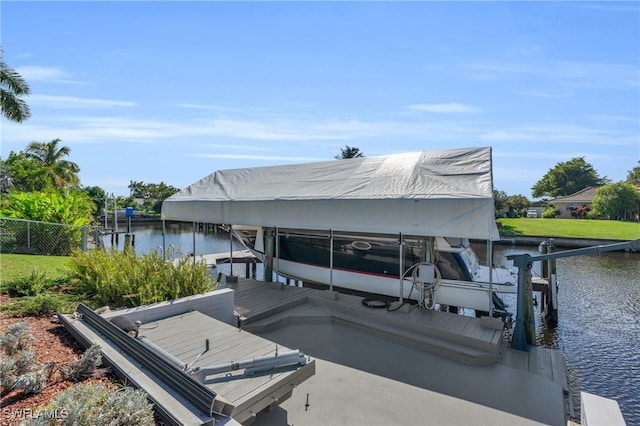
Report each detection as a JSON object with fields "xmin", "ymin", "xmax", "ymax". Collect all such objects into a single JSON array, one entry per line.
[{"xmin": 166, "ymin": 244, "xmax": 176, "ymax": 260}]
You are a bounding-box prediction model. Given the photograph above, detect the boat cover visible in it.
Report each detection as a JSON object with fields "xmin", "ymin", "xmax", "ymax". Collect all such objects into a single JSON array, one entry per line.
[{"xmin": 161, "ymin": 146, "xmax": 500, "ymax": 240}]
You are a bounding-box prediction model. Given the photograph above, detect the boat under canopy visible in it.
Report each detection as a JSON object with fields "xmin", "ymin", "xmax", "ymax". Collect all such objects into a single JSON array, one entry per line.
[{"xmin": 161, "ymin": 146, "xmax": 500, "ymax": 241}]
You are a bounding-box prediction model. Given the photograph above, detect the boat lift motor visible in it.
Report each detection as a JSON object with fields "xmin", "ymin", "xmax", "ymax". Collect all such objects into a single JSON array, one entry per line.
[
  {"xmin": 190, "ymin": 349, "xmax": 308, "ymax": 382},
  {"xmin": 415, "ymin": 263, "xmax": 438, "ymax": 309},
  {"xmin": 417, "ymin": 264, "xmax": 436, "ymax": 285}
]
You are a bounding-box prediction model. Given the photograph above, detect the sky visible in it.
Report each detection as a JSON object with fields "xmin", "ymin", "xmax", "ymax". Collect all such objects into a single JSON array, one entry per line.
[{"xmin": 1, "ymin": 1, "xmax": 639, "ymax": 199}]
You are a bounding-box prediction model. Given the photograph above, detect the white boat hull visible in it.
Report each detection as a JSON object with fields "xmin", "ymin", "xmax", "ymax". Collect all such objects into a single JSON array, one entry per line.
[
  {"xmin": 270, "ymin": 257, "xmax": 515, "ymax": 313},
  {"xmin": 232, "ymin": 225, "xmax": 517, "ymax": 313}
]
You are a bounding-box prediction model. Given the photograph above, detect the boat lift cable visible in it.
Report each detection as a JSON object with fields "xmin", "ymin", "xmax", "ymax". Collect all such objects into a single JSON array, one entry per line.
[
  {"xmin": 384, "ymin": 261, "xmax": 442, "ymax": 312},
  {"xmin": 361, "ymin": 298, "xmax": 390, "ymax": 309}
]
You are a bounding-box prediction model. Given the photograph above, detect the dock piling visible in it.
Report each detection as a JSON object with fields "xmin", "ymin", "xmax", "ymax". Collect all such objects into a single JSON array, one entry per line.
[
  {"xmin": 264, "ymin": 229, "xmax": 274, "ymax": 282},
  {"xmin": 545, "ymin": 240, "xmax": 558, "ymax": 326}
]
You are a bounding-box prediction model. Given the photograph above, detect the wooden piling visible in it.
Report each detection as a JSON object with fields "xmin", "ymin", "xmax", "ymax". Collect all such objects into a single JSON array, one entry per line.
[
  {"xmin": 546, "ymin": 240, "xmax": 558, "ymax": 326},
  {"xmin": 539, "ymin": 242, "xmax": 549, "ymax": 313},
  {"xmin": 524, "ymin": 266, "xmax": 536, "ymax": 346}
]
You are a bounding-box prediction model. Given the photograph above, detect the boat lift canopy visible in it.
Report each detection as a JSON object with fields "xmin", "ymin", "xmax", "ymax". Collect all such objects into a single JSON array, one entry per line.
[{"xmin": 162, "ymin": 147, "xmax": 500, "ymax": 241}]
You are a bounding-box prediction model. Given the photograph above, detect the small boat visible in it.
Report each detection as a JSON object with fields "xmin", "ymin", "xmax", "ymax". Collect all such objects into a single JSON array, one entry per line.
[{"xmin": 232, "ymin": 226, "xmax": 517, "ymax": 315}]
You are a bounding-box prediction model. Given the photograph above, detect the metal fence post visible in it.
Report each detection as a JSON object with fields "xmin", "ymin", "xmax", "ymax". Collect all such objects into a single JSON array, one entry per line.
[{"xmin": 81, "ymin": 226, "xmax": 88, "ymax": 251}]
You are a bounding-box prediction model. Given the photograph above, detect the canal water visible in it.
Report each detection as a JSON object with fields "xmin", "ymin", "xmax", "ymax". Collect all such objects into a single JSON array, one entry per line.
[
  {"xmin": 475, "ymin": 242, "xmax": 640, "ymax": 425},
  {"xmin": 106, "ymin": 224, "xmax": 640, "ymax": 424}
]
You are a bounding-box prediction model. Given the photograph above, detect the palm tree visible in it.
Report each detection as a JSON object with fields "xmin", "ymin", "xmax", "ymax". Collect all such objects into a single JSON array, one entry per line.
[
  {"xmin": 0, "ymin": 157, "xmax": 14, "ymax": 192},
  {"xmin": 25, "ymin": 139, "xmax": 80, "ymax": 188},
  {"xmin": 335, "ymin": 145, "xmax": 364, "ymax": 159},
  {"xmin": 0, "ymin": 49, "xmax": 31, "ymax": 123}
]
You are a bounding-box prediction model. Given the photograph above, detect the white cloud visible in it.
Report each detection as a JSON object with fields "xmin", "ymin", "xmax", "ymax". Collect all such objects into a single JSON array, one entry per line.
[
  {"xmin": 516, "ymin": 89, "xmax": 571, "ymax": 98},
  {"xmin": 3, "ymin": 107, "xmax": 635, "ymax": 154},
  {"xmin": 201, "ymin": 143, "xmax": 272, "ymax": 151},
  {"xmin": 480, "ymin": 124, "xmax": 637, "ymax": 145},
  {"xmin": 14, "ymin": 66, "xmax": 79, "ymax": 83},
  {"xmin": 582, "ymin": 4, "xmax": 640, "ymax": 13},
  {"xmin": 30, "ymin": 95, "xmax": 136, "ymax": 109},
  {"xmin": 586, "ymin": 115, "xmax": 639, "ymax": 123},
  {"xmin": 187, "ymin": 153, "xmax": 323, "ymax": 162},
  {"xmin": 171, "ymin": 103, "xmax": 243, "ymax": 113},
  {"xmin": 195, "ymin": 118, "xmax": 405, "ymax": 141},
  {"xmin": 3, "ymin": 115, "xmax": 406, "ymax": 145},
  {"xmin": 407, "ymin": 103, "xmax": 481, "ymax": 113},
  {"xmin": 467, "ymin": 60, "xmax": 639, "ymax": 90}
]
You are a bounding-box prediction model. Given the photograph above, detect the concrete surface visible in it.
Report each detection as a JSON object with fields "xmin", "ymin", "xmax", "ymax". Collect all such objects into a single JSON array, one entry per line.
[{"xmin": 252, "ymin": 320, "xmax": 565, "ymax": 425}]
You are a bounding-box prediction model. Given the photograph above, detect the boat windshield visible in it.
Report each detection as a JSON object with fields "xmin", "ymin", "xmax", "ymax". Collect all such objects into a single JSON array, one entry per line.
[{"xmin": 460, "ymin": 245, "xmax": 480, "ymax": 276}]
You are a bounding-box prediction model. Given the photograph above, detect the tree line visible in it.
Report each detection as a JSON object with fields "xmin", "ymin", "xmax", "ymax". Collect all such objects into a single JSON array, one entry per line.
[{"xmin": 495, "ymin": 157, "xmax": 639, "ymax": 220}]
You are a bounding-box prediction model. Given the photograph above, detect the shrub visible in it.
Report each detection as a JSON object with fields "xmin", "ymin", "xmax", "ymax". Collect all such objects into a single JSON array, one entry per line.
[
  {"xmin": 67, "ymin": 248, "xmax": 215, "ymax": 308},
  {"xmin": 0, "ymin": 358, "xmax": 17, "ymax": 391},
  {"xmin": 542, "ymin": 206, "xmax": 560, "ymax": 218},
  {"xmin": 0, "ymin": 294, "xmax": 67, "ymax": 317},
  {"xmin": 11, "ymin": 364, "xmax": 52, "ymax": 394},
  {"xmin": 0, "ymin": 322, "xmax": 36, "ymax": 394},
  {"xmin": 23, "ymin": 382, "xmax": 155, "ymax": 426},
  {"xmin": 59, "ymin": 344, "xmax": 102, "ymax": 382},
  {"xmin": 1, "ymin": 268, "xmax": 55, "ymax": 297},
  {"xmin": 0, "ymin": 321, "xmax": 33, "ymax": 355}
]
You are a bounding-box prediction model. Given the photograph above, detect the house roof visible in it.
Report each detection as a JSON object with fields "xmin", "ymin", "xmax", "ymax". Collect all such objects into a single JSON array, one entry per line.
[{"xmin": 552, "ymin": 186, "xmax": 599, "ymax": 204}]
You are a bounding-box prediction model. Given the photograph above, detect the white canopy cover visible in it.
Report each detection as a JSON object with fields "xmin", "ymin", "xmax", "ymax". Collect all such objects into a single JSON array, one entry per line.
[{"xmin": 162, "ymin": 146, "xmax": 500, "ymax": 240}]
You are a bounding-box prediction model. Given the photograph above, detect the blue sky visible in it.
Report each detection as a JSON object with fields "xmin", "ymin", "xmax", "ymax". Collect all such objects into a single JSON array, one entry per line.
[{"xmin": 1, "ymin": 1, "xmax": 638, "ymax": 198}]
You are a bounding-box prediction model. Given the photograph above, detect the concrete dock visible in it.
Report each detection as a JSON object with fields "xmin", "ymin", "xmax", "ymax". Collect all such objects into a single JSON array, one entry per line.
[
  {"xmin": 60, "ymin": 277, "xmax": 571, "ymax": 425},
  {"xmin": 230, "ymin": 278, "xmax": 570, "ymax": 425}
]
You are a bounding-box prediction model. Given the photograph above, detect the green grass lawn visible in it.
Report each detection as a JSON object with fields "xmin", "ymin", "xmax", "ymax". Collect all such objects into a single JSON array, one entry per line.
[
  {"xmin": 0, "ymin": 253, "xmax": 71, "ymax": 285},
  {"xmin": 497, "ymin": 218, "xmax": 640, "ymax": 240}
]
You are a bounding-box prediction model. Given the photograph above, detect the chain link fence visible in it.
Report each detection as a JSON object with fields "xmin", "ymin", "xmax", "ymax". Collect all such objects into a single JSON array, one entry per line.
[{"xmin": 0, "ymin": 218, "xmax": 103, "ymax": 256}]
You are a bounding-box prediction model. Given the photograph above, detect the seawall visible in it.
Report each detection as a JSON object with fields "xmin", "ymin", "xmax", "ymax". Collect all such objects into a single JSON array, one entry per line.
[{"xmin": 495, "ymin": 235, "xmax": 634, "ymax": 250}]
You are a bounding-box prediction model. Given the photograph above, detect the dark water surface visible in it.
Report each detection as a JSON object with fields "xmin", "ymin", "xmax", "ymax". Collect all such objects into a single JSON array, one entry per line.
[{"xmin": 108, "ymin": 226, "xmax": 640, "ymax": 424}]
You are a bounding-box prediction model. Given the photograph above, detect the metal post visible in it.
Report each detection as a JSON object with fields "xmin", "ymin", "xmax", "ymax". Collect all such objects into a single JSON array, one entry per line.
[
  {"xmin": 124, "ymin": 213, "xmax": 132, "ymax": 251},
  {"xmin": 275, "ymin": 226, "xmax": 279, "ymax": 281},
  {"xmin": 113, "ymin": 194, "xmax": 118, "ymax": 233},
  {"xmin": 329, "ymin": 229, "xmax": 334, "ymax": 292},
  {"xmin": 524, "ymin": 266, "xmax": 535, "ymax": 345},
  {"xmin": 547, "ymin": 239, "xmax": 558, "ymax": 325},
  {"xmin": 539, "ymin": 241, "xmax": 549, "ymax": 313},
  {"xmin": 229, "ymin": 224, "xmax": 234, "ymax": 277},
  {"xmin": 192, "ymin": 221, "xmax": 196, "ymax": 265},
  {"xmin": 488, "ymin": 240, "xmax": 494, "ymax": 318},
  {"xmin": 104, "ymin": 193, "xmax": 108, "ymax": 229},
  {"xmin": 162, "ymin": 220, "xmax": 166, "ymax": 260},
  {"xmin": 264, "ymin": 228, "xmax": 274, "ymax": 282},
  {"xmin": 511, "ymin": 257, "xmax": 531, "ymax": 351},
  {"xmin": 422, "ymin": 238, "xmax": 429, "ymax": 263},
  {"xmin": 399, "ymin": 233, "xmax": 404, "ymax": 303},
  {"xmin": 80, "ymin": 226, "xmax": 88, "ymax": 252}
]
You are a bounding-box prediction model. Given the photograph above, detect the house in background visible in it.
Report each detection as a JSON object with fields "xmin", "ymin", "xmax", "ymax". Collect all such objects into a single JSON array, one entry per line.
[{"xmin": 550, "ymin": 186, "xmax": 599, "ymax": 219}]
